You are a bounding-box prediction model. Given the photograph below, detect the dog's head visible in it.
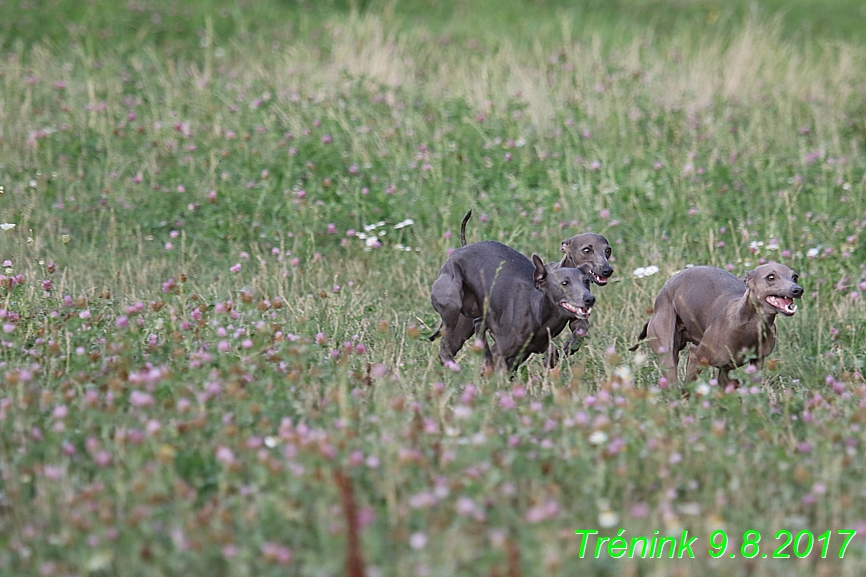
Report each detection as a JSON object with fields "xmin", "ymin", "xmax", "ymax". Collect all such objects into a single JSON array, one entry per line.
[
  {"xmin": 558, "ymin": 233, "xmax": 613, "ymax": 285},
  {"xmin": 533, "ymin": 256, "xmax": 595, "ymax": 319},
  {"xmin": 744, "ymin": 262, "xmax": 803, "ymax": 317}
]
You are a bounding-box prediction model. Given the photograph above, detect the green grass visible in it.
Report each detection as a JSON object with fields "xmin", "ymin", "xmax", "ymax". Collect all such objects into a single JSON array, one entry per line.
[
  {"xmin": 1, "ymin": 0, "xmax": 866, "ymax": 575},
  {"xmin": 2, "ymin": 0, "xmax": 865, "ymax": 54}
]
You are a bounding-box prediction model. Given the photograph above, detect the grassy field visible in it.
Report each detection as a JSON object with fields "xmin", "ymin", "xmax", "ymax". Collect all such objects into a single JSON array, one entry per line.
[{"xmin": 1, "ymin": 0, "xmax": 866, "ymax": 575}]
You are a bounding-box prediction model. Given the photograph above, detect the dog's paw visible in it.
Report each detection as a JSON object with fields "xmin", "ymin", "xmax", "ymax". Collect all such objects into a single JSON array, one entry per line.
[{"xmin": 563, "ymin": 332, "xmax": 586, "ymax": 356}]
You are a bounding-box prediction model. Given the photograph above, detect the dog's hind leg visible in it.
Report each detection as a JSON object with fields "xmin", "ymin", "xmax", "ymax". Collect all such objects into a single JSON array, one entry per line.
[
  {"xmin": 646, "ymin": 312, "xmax": 680, "ymax": 384},
  {"xmin": 431, "ymin": 275, "xmax": 470, "ymax": 366},
  {"xmin": 445, "ymin": 314, "xmax": 476, "ymax": 363},
  {"xmin": 684, "ymin": 343, "xmax": 706, "ymax": 383}
]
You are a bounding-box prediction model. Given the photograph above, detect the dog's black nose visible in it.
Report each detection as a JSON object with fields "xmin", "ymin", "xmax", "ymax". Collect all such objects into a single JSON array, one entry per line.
[
  {"xmin": 791, "ymin": 285, "xmax": 804, "ymax": 298},
  {"xmin": 601, "ymin": 266, "xmax": 613, "ymax": 278},
  {"xmin": 584, "ymin": 295, "xmax": 596, "ymax": 307}
]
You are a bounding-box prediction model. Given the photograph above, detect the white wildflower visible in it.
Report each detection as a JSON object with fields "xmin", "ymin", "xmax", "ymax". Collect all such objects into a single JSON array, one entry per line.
[
  {"xmin": 614, "ymin": 365, "xmax": 632, "ymax": 382},
  {"xmin": 633, "ymin": 265, "xmax": 658, "ymax": 279},
  {"xmin": 678, "ymin": 502, "xmax": 702, "ymax": 516},
  {"xmin": 364, "ymin": 221, "xmax": 386, "ymax": 232},
  {"xmin": 393, "ymin": 218, "xmax": 414, "ymax": 229},
  {"xmin": 453, "ymin": 405, "xmax": 472, "ymax": 420},
  {"xmin": 598, "ymin": 510, "xmax": 619, "ymax": 528},
  {"xmin": 588, "ymin": 430, "xmax": 607, "ymax": 445},
  {"xmin": 409, "ymin": 533, "xmax": 427, "ymax": 550}
]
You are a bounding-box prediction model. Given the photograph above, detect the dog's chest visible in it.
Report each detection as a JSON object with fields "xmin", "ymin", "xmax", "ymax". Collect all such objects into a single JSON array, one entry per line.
[
  {"xmin": 729, "ymin": 325, "xmax": 776, "ymax": 364},
  {"xmin": 524, "ymin": 318, "xmax": 570, "ymax": 352}
]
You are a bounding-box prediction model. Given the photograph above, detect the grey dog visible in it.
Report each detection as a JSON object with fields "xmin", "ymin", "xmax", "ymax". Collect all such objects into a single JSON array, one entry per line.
[
  {"xmin": 458, "ymin": 211, "xmax": 613, "ymax": 355},
  {"xmin": 430, "ymin": 240, "xmax": 595, "ymax": 373},
  {"xmin": 630, "ymin": 263, "xmax": 803, "ymax": 387}
]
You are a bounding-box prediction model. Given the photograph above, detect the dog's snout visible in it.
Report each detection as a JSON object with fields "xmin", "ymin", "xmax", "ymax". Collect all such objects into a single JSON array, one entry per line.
[
  {"xmin": 792, "ymin": 285, "xmax": 804, "ymax": 298},
  {"xmin": 601, "ymin": 265, "xmax": 614, "ymax": 278},
  {"xmin": 584, "ymin": 294, "xmax": 596, "ymax": 307}
]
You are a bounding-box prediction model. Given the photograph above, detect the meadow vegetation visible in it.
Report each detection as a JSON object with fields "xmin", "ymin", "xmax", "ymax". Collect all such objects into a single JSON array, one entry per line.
[{"xmin": 1, "ymin": 0, "xmax": 866, "ymax": 575}]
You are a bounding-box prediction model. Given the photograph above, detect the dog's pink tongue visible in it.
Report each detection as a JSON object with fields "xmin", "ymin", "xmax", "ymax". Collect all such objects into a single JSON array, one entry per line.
[{"xmin": 767, "ymin": 296, "xmax": 794, "ymax": 310}]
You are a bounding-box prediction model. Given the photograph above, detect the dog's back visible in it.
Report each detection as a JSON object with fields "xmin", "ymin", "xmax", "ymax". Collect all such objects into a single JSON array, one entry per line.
[
  {"xmin": 447, "ymin": 241, "xmax": 535, "ymax": 304},
  {"xmin": 659, "ymin": 267, "xmax": 745, "ymax": 336},
  {"xmin": 431, "ymin": 241, "xmax": 536, "ymax": 350}
]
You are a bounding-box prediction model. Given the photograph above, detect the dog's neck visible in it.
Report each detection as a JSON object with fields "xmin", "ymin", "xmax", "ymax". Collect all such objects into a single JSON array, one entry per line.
[
  {"xmin": 735, "ymin": 288, "xmax": 778, "ymax": 335},
  {"xmin": 529, "ymin": 289, "xmax": 568, "ymax": 336},
  {"xmin": 532, "ymin": 293, "xmax": 572, "ymax": 339}
]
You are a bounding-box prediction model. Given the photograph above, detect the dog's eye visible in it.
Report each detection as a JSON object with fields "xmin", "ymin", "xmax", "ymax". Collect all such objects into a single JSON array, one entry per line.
[
  {"xmin": 792, "ymin": 274, "xmax": 799, "ymax": 283},
  {"xmin": 767, "ymin": 274, "xmax": 775, "ymax": 281},
  {"xmin": 582, "ymin": 247, "xmax": 591, "ymax": 254},
  {"xmin": 605, "ymin": 248, "xmax": 612, "ymax": 258},
  {"xmin": 561, "ymin": 279, "xmax": 569, "ymax": 286}
]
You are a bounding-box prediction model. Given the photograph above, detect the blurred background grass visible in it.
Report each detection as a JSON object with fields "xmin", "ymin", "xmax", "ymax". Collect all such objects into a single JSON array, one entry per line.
[{"xmin": 2, "ymin": 0, "xmax": 865, "ymax": 53}]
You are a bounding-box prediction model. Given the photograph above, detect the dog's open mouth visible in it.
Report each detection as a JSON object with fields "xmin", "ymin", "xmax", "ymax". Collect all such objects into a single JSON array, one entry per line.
[
  {"xmin": 561, "ymin": 301, "xmax": 592, "ymax": 319},
  {"xmin": 592, "ymin": 273, "xmax": 609, "ymax": 285},
  {"xmin": 766, "ymin": 295, "xmax": 797, "ymax": 316}
]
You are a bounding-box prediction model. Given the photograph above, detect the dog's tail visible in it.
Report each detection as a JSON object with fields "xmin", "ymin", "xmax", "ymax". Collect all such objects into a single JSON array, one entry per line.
[
  {"xmin": 460, "ymin": 210, "xmax": 472, "ymax": 247},
  {"xmin": 627, "ymin": 322, "xmax": 649, "ymax": 352}
]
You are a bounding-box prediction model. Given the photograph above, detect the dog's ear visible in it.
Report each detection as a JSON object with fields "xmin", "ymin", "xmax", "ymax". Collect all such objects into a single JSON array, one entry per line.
[
  {"xmin": 559, "ymin": 238, "xmax": 576, "ymax": 267},
  {"xmin": 742, "ymin": 270, "xmax": 754, "ymax": 287},
  {"xmin": 531, "ymin": 254, "xmax": 547, "ymax": 287},
  {"xmin": 560, "ymin": 238, "xmax": 572, "ymax": 253}
]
